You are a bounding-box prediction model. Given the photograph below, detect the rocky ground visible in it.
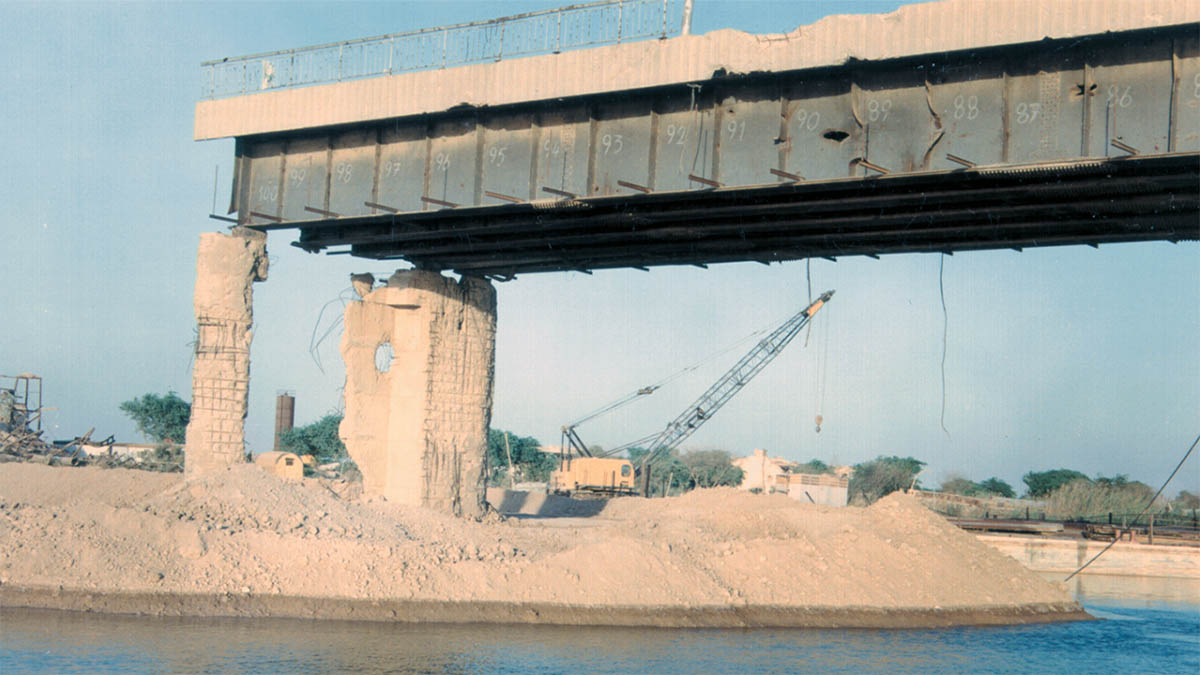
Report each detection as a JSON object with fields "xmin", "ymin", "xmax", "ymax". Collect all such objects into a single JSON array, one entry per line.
[{"xmin": 0, "ymin": 463, "xmax": 1084, "ymax": 626}]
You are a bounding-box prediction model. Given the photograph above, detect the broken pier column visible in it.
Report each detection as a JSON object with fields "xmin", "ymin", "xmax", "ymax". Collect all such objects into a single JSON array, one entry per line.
[
  {"xmin": 184, "ymin": 227, "xmax": 268, "ymax": 476},
  {"xmin": 339, "ymin": 270, "xmax": 496, "ymax": 517}
]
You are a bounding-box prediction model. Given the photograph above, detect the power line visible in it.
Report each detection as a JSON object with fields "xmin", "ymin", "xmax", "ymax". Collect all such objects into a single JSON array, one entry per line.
[{"xmin": 1065, "ymin": 432, "xmax": 1199, "ymax": 581}]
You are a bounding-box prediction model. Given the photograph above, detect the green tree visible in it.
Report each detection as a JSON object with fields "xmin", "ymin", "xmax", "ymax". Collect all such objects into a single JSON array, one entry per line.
[
  {"xmin": 1174, "ymin": 490, "xmax": 1200, "ymax": 510},
  {"xmin": 1094, "ymin": 474, "xmax": 1130, "ymax": 488},
  {"xmin": 940, "ymin": 476, "xmax": 980, "ymax": 496},
  {"xmin": 679, "ymin": 449, "xmax": 744, "ymax": 489},
  {"xmin": 487, "ymin": 429, "xmax": 555, "ymax": 485},
  {"xmin": 795, "ymin": 459, "xmax": 833, "ymax": 475},
  {"xmin": 1022, "ymin": 469, "xmax": 1090, "ymax": 497},
  {"xmin": 628, "ymin": 446, "xmax": 689, "ymax": 496},
  {"xmin": 278, "ymin": 414, "xmax": 346, "ymax": 462},
  {"xmin": 849, "ymin": 455, "xmax": 925, "ymax": 504},
  {"xmin": 977, "ymin": 477, "xmax": 1016, "ymax": 498},
  {"xmin": 119, "ymin": 392, "xmax": 190, "ymax": 444}
]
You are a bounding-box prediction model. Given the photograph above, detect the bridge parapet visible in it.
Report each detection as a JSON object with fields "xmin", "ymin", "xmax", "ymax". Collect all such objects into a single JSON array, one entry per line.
[{"xmin": 201, "ymin": 0, "xmax": 687, "ymax": 100}]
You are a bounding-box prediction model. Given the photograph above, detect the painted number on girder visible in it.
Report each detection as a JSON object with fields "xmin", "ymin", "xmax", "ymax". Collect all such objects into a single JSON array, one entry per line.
[
  {"xmin": 1106, "ymin": 86, "xmax": 1133, "ymax": 108},
  {"xmin": 383, "ymin": 160, "xmax": 404, "ymax": 178},
  {"xmin": 953, "ymin": 95, "xmax": 980, "ymax": 120},
  {"xmin": 867, "ymin": 99, "xmax": 892, "ymax": 122},
  {"xmin": 256, "ymin": 182, "xmax": 279, "ymax": 201},
  {"xmin": 726, "ymin": 119, "xmax": 746, "ymax": 141},
  {"xmin": 794, "ymin": 109, "xmax": 821, "ymax": 132},
  {"xmin": 665, "ymin": 124, "xmax": 690, "ymax": 145},
  {"xmin": 487, "ymin": 145, "xmax": 507, "ymax": 166},
  {"xmin": 601, "ymin": 133, "xmax": 623, "ymax": 154},
  {"xmin": 334, "ymin": 163, "xmax": 353, "ymax": 183},
  {"xmin": 1015, "ymin": 102, "xmax": 1042, "ymax": 124}
]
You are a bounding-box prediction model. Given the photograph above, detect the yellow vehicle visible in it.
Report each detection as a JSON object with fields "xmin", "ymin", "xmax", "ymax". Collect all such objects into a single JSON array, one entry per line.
[{"xmin": 549, "ymin": 456, "xmax": 636, "ymax": 496}]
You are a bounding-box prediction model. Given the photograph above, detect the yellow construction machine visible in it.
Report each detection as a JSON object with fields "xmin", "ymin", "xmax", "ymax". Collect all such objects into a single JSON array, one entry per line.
[
  {"xmin": 555, "ymin": 291, "xmax": 834, "ymax": 497},
  {"xmin": 549, "ymin": 456, "xmax": 636, "ymax": 496}
]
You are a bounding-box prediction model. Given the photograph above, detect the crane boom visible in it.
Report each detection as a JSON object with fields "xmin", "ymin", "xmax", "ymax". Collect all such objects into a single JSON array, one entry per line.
[{"xmin": 636, "ymin": 290, "xmax": 834, "ymax": 493}]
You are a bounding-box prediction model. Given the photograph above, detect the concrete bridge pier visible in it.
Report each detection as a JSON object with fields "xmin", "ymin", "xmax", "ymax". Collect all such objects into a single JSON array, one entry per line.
[
  {"xmin": 184, "ymin": 227, "xmax": 268, "ymax": 476},
  {"xmin": 339, "ymin": 270, "xmax": 496, "ymax": 517}
]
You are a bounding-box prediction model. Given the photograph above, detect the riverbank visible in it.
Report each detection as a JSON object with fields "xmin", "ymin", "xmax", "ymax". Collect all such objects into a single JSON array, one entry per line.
[{"xmin": 0, "ymin": 463, "xmax": 1085, "ymax": 628}]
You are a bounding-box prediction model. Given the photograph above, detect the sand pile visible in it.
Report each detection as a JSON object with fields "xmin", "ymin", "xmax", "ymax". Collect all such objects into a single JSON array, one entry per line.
[{"xmin": 0, "ymin": 464, "xmax": 1081, "ymax": 626}]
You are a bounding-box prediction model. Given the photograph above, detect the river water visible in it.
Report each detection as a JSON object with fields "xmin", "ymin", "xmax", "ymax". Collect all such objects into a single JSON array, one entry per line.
[{"xmin": 2, "ymin": 576, "xmax": 1197, "ymax": 673}]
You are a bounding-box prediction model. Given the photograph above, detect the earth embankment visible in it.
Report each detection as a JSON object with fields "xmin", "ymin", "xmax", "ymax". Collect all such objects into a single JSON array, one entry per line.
[{"xmin": 0, "ymin": 464, "xmax": 1087, "ymax": 627}]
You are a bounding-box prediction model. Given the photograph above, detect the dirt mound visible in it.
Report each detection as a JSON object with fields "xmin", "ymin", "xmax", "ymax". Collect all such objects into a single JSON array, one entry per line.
[{"xmin": 0, "ymin": 463, "xmax": 1078, "ymax": 622}]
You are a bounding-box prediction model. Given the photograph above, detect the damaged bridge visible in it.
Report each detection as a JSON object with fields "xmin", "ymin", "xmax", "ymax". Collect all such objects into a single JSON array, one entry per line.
[
  {"xmin": 190, "ymin": 0, "xmax": 1200, "ymax": 513},
  {"xmin": 197, "ymin": 0, "xmax": 1200, "ymax": 276}
]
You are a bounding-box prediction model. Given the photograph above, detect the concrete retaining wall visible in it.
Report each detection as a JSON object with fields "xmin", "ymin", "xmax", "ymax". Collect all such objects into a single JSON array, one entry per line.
[{"xmin": 979, "ymin": 535, "xmax": 1200, "ymax": 579}]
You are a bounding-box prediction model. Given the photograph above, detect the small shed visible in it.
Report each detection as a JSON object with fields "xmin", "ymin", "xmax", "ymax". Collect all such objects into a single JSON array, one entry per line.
[
  {"xmin": 786, "ymin": 472, "xmax": 849, "ymax": 507},
  {"xmin": 255, "ymin": 451, "xmax": 303, "ymax": 480}
]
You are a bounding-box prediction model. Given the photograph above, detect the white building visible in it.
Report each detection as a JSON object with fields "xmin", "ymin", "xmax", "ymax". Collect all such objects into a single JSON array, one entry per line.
[{"xmin": 732, "ymin": 449, "xmax": 796, "ymax": 492}]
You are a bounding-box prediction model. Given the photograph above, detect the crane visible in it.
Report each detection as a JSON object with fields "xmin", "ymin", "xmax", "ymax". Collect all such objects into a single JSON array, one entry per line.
[{"xmin": 554, "ymin": 290, "xmax": 834, "ymax": 497}]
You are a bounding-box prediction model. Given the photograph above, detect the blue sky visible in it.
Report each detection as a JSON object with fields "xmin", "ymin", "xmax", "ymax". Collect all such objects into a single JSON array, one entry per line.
[{"xmin": 2, "ymin": 1, "xmax": 1196, "ymax": 494}]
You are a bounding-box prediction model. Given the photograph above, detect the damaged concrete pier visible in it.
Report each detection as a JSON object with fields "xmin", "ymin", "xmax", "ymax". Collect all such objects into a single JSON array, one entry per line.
[
  {"xmin": 339, "ymin": 270, "xmax": 496, "ymax": 516},
  {"xmin": 184, "ymin": 228, "xmax": 267, "ymax": 476}
]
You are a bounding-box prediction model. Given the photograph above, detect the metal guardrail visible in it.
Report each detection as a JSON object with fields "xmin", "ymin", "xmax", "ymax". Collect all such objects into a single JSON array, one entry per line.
[{"xmin": 201, "ymin": 0, "xmax": 686, "ymax": 99}]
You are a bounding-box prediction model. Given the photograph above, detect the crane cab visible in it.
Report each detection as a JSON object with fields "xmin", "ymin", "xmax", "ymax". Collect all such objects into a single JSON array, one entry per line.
[{"xmin": 549, "ymin": 457, "xmax": 636, "ymax": 496}]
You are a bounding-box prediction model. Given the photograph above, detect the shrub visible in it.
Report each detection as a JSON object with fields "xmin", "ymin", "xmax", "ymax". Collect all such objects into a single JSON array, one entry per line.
[
  {"xmin": 850, "ymin": 455, "xmax": 925, "ymax": 504},
  {"xmin": 1043, "ymin": 478, "xmax": 1157, "ymax": 522},
  {"xmin": 977, "ymin": 477, "xmax": 1016, "ymax": 498},
  {"xmin": 1023, "ymin": 469, "xmax": 1090, "ymax": 497}
]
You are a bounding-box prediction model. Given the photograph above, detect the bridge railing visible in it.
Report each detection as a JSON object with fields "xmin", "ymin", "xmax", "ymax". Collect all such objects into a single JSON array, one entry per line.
[{"xmin": 201, "ymin": 0, "xmax": 686, "ymax": 99}]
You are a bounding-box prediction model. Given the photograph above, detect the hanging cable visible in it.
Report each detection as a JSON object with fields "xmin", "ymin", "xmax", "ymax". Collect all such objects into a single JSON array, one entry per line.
[
  {"xmin": 1065, "ymin": 432, "xmax": 1199, "ymax": 581},
  {"xmin": 565, "ymin": 310, "xmax": 791, "ymax": 429},
  {"xmin": 815, "ymin": 301, "xmax": 830, "ymax": 433},
  {"xmin": 820, "ymin": 303, "xmax": 830, "ymax": 413},
  {"xmin": 804, "ymin": 258, "xmax": 814, "ymax": 347},
  {"xmin": 308, "ymin": 287, "xmax": 358, "ymax": 374},
  {"xmin": 939, "ymin": 253, "xmax": 950, "ymax": 438}
]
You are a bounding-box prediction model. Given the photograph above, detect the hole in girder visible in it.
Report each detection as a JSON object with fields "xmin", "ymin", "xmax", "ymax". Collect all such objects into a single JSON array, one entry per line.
[{"xmin": 822, "ymin": 130, "xmax": 850, "ymax": 142}]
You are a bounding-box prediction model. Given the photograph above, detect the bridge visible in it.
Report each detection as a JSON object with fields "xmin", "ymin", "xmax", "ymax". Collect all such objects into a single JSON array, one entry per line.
[
  {"xmin": 187, "ymin": 0, "xmax": 1200, "ymax": 513},
  {"xmin": 196, "ymin": 0, "xmax": 1199, "ymax": 277}
]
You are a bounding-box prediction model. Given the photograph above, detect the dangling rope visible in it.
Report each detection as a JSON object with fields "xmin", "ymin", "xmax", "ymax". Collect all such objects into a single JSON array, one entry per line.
[{"xmin": 939, "ymin": 254, "xmax": 950, "ymax": 438}]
